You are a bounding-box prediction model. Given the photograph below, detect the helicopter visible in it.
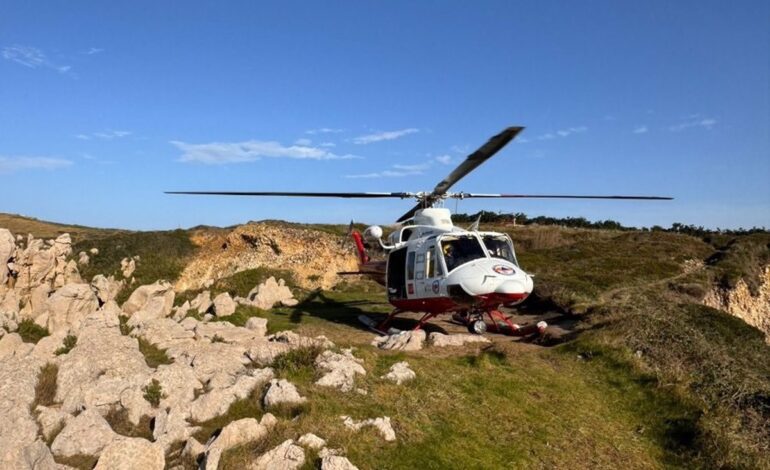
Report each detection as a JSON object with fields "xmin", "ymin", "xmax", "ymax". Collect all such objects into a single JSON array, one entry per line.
[{"xmin": 167, "ymin": 126, "xmax": 671, "ymax": 336}]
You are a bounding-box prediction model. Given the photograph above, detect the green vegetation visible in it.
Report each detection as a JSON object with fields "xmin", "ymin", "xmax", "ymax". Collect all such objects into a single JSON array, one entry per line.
[
  {"xmin": 210, "ymin": 334, "xmax": 226, "ymax": 343},
  {"xmin": 271, "ymin": 345, "xmax": 324, "ymax": 383},
  {"xmin": 142, "ymin": 379, "xmax": 166, "ymax": 408},
  {"xmin": 137, "ymin": 338, "xmax": 173, "ymax": 368},
  {"xmin": 0, "ymin": 212, "xmax": 122, "ymax": 242},
  {"xmin": 73, "ymin": 229, "xmax": 196, "ymax": 302},
  {"xmin": 176, "ymin": 266, "xmax": 300, "ymax": 308},
  {"xmin": 54, "ymin": 335, "xmax": 77, "ymax": 355},
  {"xmin": 104, "ymin": 407, "xmax": 154, "ymax": 440},
  {"xmin": 18, "ymin": 319, "xmax": 50, "ymax": 344},
  {"xmin": 32, "ymin": 363, "xmax": 58, "ymax": 409},
  {"xmin": 118, "ymin": 315, "xmax": 132, "ymax": 335}
]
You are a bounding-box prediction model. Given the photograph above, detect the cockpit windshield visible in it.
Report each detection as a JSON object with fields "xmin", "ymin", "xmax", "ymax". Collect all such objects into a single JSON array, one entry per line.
[
  {"xmin": 440, "ymin": 235, "xmax": 487, "ymax": 272},
  {"xmin": 482, "ymin": 234, "xmax": 518, "ymax": 266}
]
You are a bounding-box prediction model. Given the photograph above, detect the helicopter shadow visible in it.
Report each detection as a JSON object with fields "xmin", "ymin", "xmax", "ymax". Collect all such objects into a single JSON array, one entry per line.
[{"xmin": 286, "ymin": 289, "xmax": 449, "ymax": 335}]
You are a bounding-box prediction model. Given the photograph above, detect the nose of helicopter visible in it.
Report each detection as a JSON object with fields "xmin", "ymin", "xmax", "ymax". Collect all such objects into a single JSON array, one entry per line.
[{"xmin": 447, "ymin": 258, "xmax": 533, "ymax": 306}]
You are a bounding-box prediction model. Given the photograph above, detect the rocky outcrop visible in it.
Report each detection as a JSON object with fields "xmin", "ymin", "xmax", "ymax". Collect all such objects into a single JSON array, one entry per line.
[
  {"xmin": 322, "ymin": 455, "xmax": 360, "ymax": 470},
  {"xmin": 315, "ymin": 349, "xmax": 366, "ymax": 392},
  {"xmin": 297, "ymin": 433, "xmax": 326, "ymax": 450},
  {"xmin": 381, "ymin": 361, "xmax": 415, "ymax": 385},
  {"xmin": 44, "ymin": 283, "xmax": 99, "ymax": 333},
  {"xmin": 243, "ymin": 277, "xmax": 296, "ymax": 310},
  {"xmin": 372, "ymin": 330, "xmax": 426, "ymax": 351},
  {"xmin": 704, "ymin": 265, "xmax": 770, "ymax": 343},
  {"xmin": 94, "ymin": 438, "xmax": 165, "ymax": 470},
  {"xmin": 252, "ymin": 439, "xmax": 305, "ymax": 470},
  {"xmin": 341, "ymin": 415, "xmax": 396, "ymax": 442},
  {"xmin": 263, "ymin": 379, "xmax": 307, "ymax": 408},
  {"xmin": 122, "ymin": 281, "xmax": 175, "ymax": 319},
  {"xmin": 120, "ymin": 257, "xmax": 136, "ymax": 279},
  {"xmin": 91, "ymin": 274, "xmax": 123, "ymax": 304},
  {"xmin": 212, "ymin": 292, "xmax": 236, "ymax": 317},
  {"xmin": 428, "ymin": 332, "xmax": 491, "ymax": 348},
  {"xmin": 175, "ymin": 222, "xmax": 358, "ymax": 291},
  {"xmin": 0, "ymin": 229, "xmax": 14, "ymax": 285},
  {"xmin": 0, "ymin": 355, "xmax": 44, "ymax": 468},
  {"xmin": 202, "ymin": 414, "xmax": 276, "ymax": 470},
  {"xmin": 50, "ymin": 408, "xmax": 120, "ymax": 458}
]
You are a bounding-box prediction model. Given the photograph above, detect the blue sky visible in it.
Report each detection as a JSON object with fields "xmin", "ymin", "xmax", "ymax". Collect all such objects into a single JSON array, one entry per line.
[{"xmin": 1, "ymin": 1, "xmax": 768, "ymax": 230}]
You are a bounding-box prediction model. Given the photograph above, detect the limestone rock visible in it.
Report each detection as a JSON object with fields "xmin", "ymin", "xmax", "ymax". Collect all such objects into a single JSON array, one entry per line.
[
  {"xmin": 245, "ymin": 316, "xmax": 268, "ymax": 336},
  {"xmin": 322, "ymin": 455, "xmax": 360, "ymax": 470},
  {"xmin": 122, "ymin": 281, "xmax": 175, "ymax": 319},
  {"xmin": 153, "ymin": 408, "xmax": 200, "ymax": 453},
  {"xmin": 381, "ymin": 361, "xmax": 415, "ymax": 385},
  {"xmin": 0, "ymin": 332, "xmax": 25, "ymax": 360},
  {"xmin": 251, "ymin": 439, "xmax": 305, "ymax": 470},
  {"xmin": 297, "ymin": 433, "xmax": 326, "ymax": 450},
  {"xmin": 263, "ymin": 379, "xmax": 306, "ymax": 408},
  {"xmin": 189, "ymin": 369, "xmax": 273, "ymax": 422},
  {"xmin": 120, "ymin": 257, "xmax": 136, "ymax": 279},
  {"xmin": 212, "ymin": 292, "xmax": 236, "ymax": 317},
  {"xmin": 91, "ymin": 275, "xmax": 123, "ymax": 304},
  {"xmin": 51, "ymin": 408, "xmax": 120, "ymax": 458},
  {"xmin": 182, "ymin": 437, "xmax": 205, "ymax": 463},
  {"xmin": 94, "ymin": 437, "xmax": 165, "ymax": 470},
  {"xmin": 315, "ymin": 349, "xmax": 366, "ymax": 393},
  {"xmin": 428, "ymin": 332, "xmax": 491, "ymax": 347},
  {"xmin": 77, "ymin": 251, "xmax": 90, "ymax": 266},
  {"xmin": 372, "ymin": 330, "xmax": 425, "ymax": 351},
  {"xmin": 704, "ymin": 265, "xmax": 770, "ymax": 343},
  {"xmin": 0, "ymin": 229, "xmax": 14, "ymax": 285},
  {"xmin": 0, "ymin": 356, "xmax": 44, "ymax": 468},
  {"xmin": 190, "ymin": 290, "xmax": 212, "ymax": 314},
  {"xmin": 341, "ymin": 416, "xmax": 396, "ymax": 442},
  {"xmin": 90, "ymin": 248, "xmax": 99, "ymax": 255},
  {"xmin": 20, "ymin": 439, "xmax": 58, "ymax": 470},
  {"xmin": 204, "ymin": 414, "xmax": 275, "ymax": 470},
  {"xmin": 35, "ymin": 405, "xmax": 73, "ymax": 442},
  {"xmin": 247, "ymin": 277, "xmax": 295, "ymax": 310},
  {"xmin": 45, "ymin": 283, "xmax": 99, "ymax": 333}
]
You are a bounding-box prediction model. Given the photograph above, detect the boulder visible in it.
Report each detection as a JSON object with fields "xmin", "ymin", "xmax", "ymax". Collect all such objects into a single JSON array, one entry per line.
[
  {"xmin": 94, "ymin": 437, "xmax": 165, "ymax": 470},
  {"xmin": 122, "ymin": 281, "xmax": 175, "ymax": 319},
  {"xmin": 251, "ymin": 439, "xmax": 305, "ymax": 470},
  {"xmin": 322, "ymin": 455, "xmax": 360, "ymax": 470},
  {"xmin": 51, "ymin": 408, "xmax": 120, "ymax": 458},
  {"xmin": 90, "ymin": 248, "xmax": 99, "ymax": 255},
  {"xmin": 247, "ymin": 277, "xmax": 295, "ymax": 310},
  {"xmin": 297, "ymin": 433, "xmax": 326, "ymax": 450},
  {"xmin": 189, "ymin": 369, "xmax": 274, "ymax": 422},
  {"xmin": 381, "ymin": 361, "xmax": 416, "ymax": 385},
  {"xmin": 182, "ymin": 437, "xmax": 205, "ymax": 463},
  {"xmin": 190, "ymin": 290, "xmax": 212, "ymax": 314},
  {"xmin": 341, "ymin": 416, "xmax": 396, "ymax": 442},
  {"xmin": 0, "ymin": 229, "xmax": 14, "ymax": 285},
  {"xmin": 212, "ymin": 292, "xmax": 236, "ymax": 317},
  {"xmin": 0, "ymin": 356, "xmax": 44, "ymax": 468},
  {"xmin": 203, "ymin": 414, "xmax": 275, "ymax": 470},
  {"xmin": 91, "ymin": 275, "xmax": 123, "ymax": 304},
  {"xmin": 315, "ymin": 349, "xmax": 366, "ymax": 393},
  {"xmin": 120, "ymin": 257, "xmax": 136, "ymax": 279},
  {"xmin": 263, "ymin": 379, "xmax": 307, "ymax": 408},
  {"xmin": 153, "ymin": 408, "xmax": 200, "ymax": 453},
  {"xmin": 245, "ymin": 316, "xmax": 268, "ymax": 336},
  {"xmin": 77, "ymin": 251, "xmax": 90, "ymax": 266},
  {"xmin": 35, "ymin": 405, "xmax": 73, "ymax": 442},
  {"xmin": 372, "ymin": 330, "xmax": 425, "ymax": 351},
  {"xmin": 45, "ymin": 283, "xmax": 99, "ymax": 333},
  {"xmin": 0, "ymin": 333, "xmax": 24, "ymax": 361},
  {"xmin": 428, "ymin": 332, "xmax": 491, "ymax": 347}
]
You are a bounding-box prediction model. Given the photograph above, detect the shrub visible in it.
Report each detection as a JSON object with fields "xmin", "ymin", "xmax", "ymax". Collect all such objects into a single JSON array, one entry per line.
[
  {"xmin": 33, "ymin": 363, "xmax": 58, "ymax": 409},
  {"xmin": 142, "ymin": 379, "xmax": 165, "ymax": 408},
  {"xmin": 54, "ymin": 335, "xmax": 77, "ymax": 355},
  {"xmin": 18, "ymin": 319, "xmax": 50, "ymax": 344},
  {"xmin": 138, "ymin": 338, "xmax": 173, "ymax": 368}
]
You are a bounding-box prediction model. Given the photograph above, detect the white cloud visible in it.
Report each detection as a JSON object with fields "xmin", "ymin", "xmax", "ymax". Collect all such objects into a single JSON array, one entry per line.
[
  {"xmin": 633, "ymin": 126, "xmax": 648, "ymax": 134},
  {"xmin": 172, "ymin": 139, "xmax": 361, "ymax": 164},
  {"xmin": 0, "ymin": 156, "xmax": 72, "ymax": 173},
  {"xmin": 305, "ymin": 127, "xmax": 344, "ymax": 135},
  {"xmin": 2, "ymin": 45, "xmax": 72, "ymax": 75},
  {"xmin": 75, "ymin": 130, "xmax": 132, "ymax": 140},
  {"xmin": 84, "ymin": 47, "xmax": 104, "ymax": 55},
  {"xmin": 435, "ymin": 155, "xmax": 452, "ymax": 165},
  {"xmin": 345, "ymin": 162, "xmax": 429, "ymax": 178},
  {"xmin": 294, "ymin": 138, "xmax": 312, "ymax": 146},
  {"xmin": 519, "ymin": 126, "xmax": 587, "ymax": 143},
  {"xmin": 669, "ymin": 117, "xmax": 717, "ymax": 132},
  {"xmin": 352, "ymin": 128, "xmax": 419, "ymax": 144},
  {"xmin": 319, "ymin": 142, "xmax": 336, "ymax": 148},
  {"xmin": 450, "ymin": 144, "xmax": 470, "ymax": 154}
]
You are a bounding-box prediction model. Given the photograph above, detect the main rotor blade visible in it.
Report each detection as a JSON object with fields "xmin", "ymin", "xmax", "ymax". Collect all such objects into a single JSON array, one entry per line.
[
  {"xmin": 165, "ymin": 191, "xmax": 409, "ymax": 198},
  {"xmin": 396, "ymin": 126, "xmax": 524, "ymax": 222},
  {"xmin": 459, "ymin": 193, "xmax": 673, "ymax": 200}
]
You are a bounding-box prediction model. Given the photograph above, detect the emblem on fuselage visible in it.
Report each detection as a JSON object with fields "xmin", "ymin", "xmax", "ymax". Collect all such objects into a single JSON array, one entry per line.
[{"xmin": 493, "ymin": 265, "xmax": 515, "ymax": 275}]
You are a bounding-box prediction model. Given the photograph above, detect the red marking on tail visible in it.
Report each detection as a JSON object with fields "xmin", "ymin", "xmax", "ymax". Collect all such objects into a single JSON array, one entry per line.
[{"xmin": 351, "ymin": 230, "xmax": 369, "ymax": 264}]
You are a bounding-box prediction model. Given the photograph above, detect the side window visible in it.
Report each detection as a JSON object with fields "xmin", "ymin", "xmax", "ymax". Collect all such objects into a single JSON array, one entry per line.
[
  {"xmin": 426, "ymin": 246, "xmax": 435, "ymax": 278},
  {"xmin": 406, "ymin": 251, "xmax": 416, "ymax": 280},
  {"xmin": 435, "ymin": 245, "xmax": 444, "ymax": 276}
]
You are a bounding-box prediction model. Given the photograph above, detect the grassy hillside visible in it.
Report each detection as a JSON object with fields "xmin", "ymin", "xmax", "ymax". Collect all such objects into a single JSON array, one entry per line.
[{"xmin": 0, "ymin": 213, "xmax": 122, "ymax": 242}]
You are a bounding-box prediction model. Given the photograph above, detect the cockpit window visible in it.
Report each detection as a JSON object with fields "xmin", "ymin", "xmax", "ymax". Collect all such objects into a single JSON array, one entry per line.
[
  {"xmin": 482, "ymin": 235, "xmax": 517, "ymax": 265},
  {"xmin": 440, "ymin": 235, "xmax": 487, "ymax": 272}
]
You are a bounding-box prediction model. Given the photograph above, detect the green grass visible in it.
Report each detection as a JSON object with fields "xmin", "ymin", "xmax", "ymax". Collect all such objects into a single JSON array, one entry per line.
[
  {"xmin": 137, "ymin": 338, "xmax": 173, "ymax": 368},
  {"xmin": 73, "ymin": 229, "xmax": 196, "ymax": 303},
  {"xmin": 18, "ymin": 319, "xmax": 50, "ymax": 344},
  {"xmin": 142, "ymin": 378, "xmax": 166, "ymax": 408}
]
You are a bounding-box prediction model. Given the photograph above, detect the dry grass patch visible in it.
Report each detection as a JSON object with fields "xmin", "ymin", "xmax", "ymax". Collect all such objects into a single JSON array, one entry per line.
[
  {"xmin": 104, "ymin": 407, "xmax": 154, "ymax": 440},
  {"xmin": 32, "ymin": 363, "xmax": 58, "ymax": 409}
]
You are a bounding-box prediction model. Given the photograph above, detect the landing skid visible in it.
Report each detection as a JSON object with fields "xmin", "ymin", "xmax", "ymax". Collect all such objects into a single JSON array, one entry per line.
[
  {"xmin": 452, "ymin": 311, "xmax": 547, "ymax": 337},
  {"xmin": 358, "ymin": 315, "xmax": 401, "ymax": 336}
]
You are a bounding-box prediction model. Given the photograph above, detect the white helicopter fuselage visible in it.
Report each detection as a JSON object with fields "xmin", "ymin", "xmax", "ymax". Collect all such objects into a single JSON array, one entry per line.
[{"xmin": 367, "ymin": 208, "xmax": 534, "ymax": 315}]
